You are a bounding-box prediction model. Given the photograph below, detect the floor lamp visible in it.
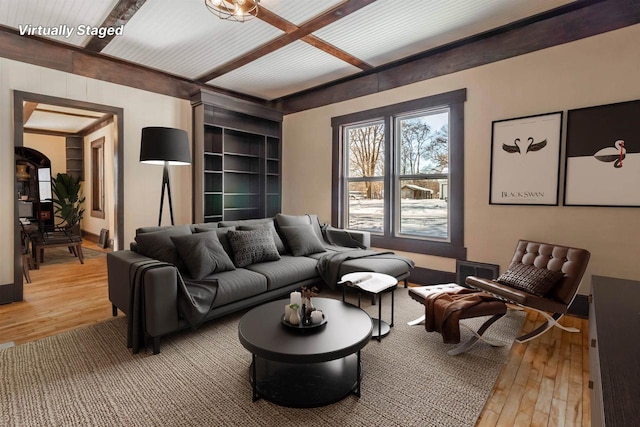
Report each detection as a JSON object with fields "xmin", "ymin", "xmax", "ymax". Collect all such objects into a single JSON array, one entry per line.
[{"xmin": 140, "ymin": 127, "xmax": 191, "ymax": 226}]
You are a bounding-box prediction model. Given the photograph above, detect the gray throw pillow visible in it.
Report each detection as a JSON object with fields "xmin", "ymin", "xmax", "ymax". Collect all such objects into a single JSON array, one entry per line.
[
  {"xmin": 228, "ymin": 229, "xmax": 281, "ymax": 268},
  {"xmin": 239, "ymin": 222, "xmax": 287, "ymax": 254},
  {"xmin": 497, "ymin": 262, "xmax": 564, "ymax": 297},
  {"xmin": 170, "ymin": 231, "xmax": 236, "ymax": 280},
  {"xmin": 134, "ymin": 225, "xmax": 192, "ymax": 272},
  {"xmin": 194, "ymin": 226, "xmax": 235, "ymax": 257},
  {"xmin": 275, "ymin": 213, "xmax": 324, "ymax": 243},
  {"xmin": 279, "ymin": 225, "xmax": 327, "ymax": 256}
]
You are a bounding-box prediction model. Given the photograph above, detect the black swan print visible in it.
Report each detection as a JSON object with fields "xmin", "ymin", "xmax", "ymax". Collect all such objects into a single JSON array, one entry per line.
[
  {"xmin": 594, "ymin": 139, "xmax": 626, "ymax": 168},
  {"xmin": 502, "ymin": 137, "xmax": 547, "ymax": 154}
]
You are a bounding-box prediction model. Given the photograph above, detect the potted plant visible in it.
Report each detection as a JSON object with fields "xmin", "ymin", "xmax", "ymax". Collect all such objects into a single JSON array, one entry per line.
[{"xmin": 49, "ymin": 172, "xmax": 85, "ymax": 230}]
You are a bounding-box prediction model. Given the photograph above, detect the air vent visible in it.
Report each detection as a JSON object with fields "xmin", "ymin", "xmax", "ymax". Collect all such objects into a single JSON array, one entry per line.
[{"xmin": 456, "ymin": 260, "xmax": 499, "ymax": 288}]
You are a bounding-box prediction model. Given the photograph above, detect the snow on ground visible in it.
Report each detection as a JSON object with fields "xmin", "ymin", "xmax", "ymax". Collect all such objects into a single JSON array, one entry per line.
[{"xmin": 348, "ymin": 199, "xmax": 448, "ymax": 238}]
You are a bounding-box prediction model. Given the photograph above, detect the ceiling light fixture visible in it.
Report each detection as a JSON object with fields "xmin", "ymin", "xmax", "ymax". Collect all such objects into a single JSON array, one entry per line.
[{"xmin": 204, "ymin": 0, "xmax": 259, "ymax": 23}]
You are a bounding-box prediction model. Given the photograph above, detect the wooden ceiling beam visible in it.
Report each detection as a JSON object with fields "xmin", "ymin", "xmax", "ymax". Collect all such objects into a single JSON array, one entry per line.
[
  {"xmin": 0, "ymin": 25, "xmax": 266, "ymax": 104},
  {"xmin": 23, "ymin": 128, "xmax": 80, "ymax": 138},
  {"xmin": 276, "ymin": 0, "xmax": 640, "ymax": 114},
  {"xmin": 196, "ymin": 0, "xmax": 376, "ymax": 82},
  {"xmin": 302, "ymin": 35, "xmax": 372, "ymax": 71},
  {"xmin": 84, "ymin": 0, "xmax": 148, "ymax": 52},
  {"xmin": 79, "ymin": 115, "xmax": 114, "ymax": 136},
  {"xmin": 23, "ymin": 102, "xmax": 38, "ymax": 124}
]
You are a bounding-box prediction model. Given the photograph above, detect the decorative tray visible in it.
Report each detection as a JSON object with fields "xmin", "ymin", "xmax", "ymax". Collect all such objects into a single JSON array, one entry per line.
[{"xmin": 281, "ymin": 313, "xmax": 327, "ymax": 332}]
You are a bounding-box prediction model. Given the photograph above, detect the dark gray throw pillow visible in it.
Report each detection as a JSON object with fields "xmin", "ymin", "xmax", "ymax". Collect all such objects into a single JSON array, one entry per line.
[
  {"xmin": 238, "ymin": 222, "xmax": 286, "ymax": 254},
  {"xmin": 279, "ymin": 225, "xmax": 327, "ymax": 256},
  {"xmin": 496, "ymin": 262, "xmax": 564, "ymax": 297},
  {"xmin": 275, "ymin": 213, "xmax": 324, "ymax": 243},
  {"xmin": 170, "ymin": 231, "xmax": 236, "ymax": 279},
  {"xmin": 194, "ymin": 226, "xmax": 235, "ymax": 257},
  {"xmin": 134, "ymin": 225, "xmax": 192, "ymax": 272},
  {"xmin": 228, "ymin": 229, "xmax": 281, "ymax": 268}
]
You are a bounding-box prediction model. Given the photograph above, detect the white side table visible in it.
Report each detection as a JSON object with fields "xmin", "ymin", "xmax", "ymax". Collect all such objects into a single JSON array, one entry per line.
[{"xmin": 340, "ymin": 272, "xmax": 398, "ymax": 341}]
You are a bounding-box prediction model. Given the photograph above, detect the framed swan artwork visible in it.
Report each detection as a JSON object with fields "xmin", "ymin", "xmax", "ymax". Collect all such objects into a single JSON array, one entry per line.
[
  {"xmin": 564, "ymin": 99, "xmax": 640, "ymax": 207},
  {"xmin": 490, "ymin": 111, "xmax": 563, "ymax": 205}
]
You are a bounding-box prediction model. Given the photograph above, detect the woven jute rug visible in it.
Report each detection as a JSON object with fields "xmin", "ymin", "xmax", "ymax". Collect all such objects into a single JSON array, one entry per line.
[{"xmin": 0, "ymin": 288, "xmax": 525, "ymax": 427}]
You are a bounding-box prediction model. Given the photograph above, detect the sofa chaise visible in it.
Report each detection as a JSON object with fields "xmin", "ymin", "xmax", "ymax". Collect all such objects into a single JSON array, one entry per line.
[{"xmin": 107, "ymin": 213, "xmax": 414, "ymax": 354}]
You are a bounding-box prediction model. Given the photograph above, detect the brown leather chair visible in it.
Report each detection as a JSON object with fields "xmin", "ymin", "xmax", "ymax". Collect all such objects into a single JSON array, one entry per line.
[{"xmin": 465, "ymin": 240, "xmax": 590, "ymax": 343}]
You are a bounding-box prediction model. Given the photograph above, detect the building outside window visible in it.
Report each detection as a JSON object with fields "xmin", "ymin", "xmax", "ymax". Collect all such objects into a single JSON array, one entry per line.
[{"xmin": 332, "ymin": 89, "xmax": 466, "ymax": 258}]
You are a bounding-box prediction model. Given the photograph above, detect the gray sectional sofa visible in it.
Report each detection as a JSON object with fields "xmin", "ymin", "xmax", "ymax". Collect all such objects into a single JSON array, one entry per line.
[{"xmin": 107, "ymin": 213, "xmax": 413, "ymax": 354}]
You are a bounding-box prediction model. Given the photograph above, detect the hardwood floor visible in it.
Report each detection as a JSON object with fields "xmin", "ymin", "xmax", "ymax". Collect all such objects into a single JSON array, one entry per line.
[
  {"xmin": 0, "ymin": 242, "xmax": 114, "ymax": 346},
  {"xmin": 477, "ymin": 311, "xmax": 590, "ymax": 427},
  {"xmin": 0, "ymin": 257, "xmax": 590, "ymax": 426}
]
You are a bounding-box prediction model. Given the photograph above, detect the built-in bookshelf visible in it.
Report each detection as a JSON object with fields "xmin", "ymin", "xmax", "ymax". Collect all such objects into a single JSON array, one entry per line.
[
  {"xmin": 192, "ymin": 90, "xmax": 282, "ymax": 223},
  {"xmin": 66, "ymin": 136, "xmax": 84, "ymax": 181}
]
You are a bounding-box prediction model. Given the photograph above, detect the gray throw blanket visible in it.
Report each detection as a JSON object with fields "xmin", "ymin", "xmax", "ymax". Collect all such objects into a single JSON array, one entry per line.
[
  {"xmin": 127, "ymin": 260, "xmax": 218, "ymax": 353},
  {"xmin": 316, "ymin": 249, "xmax": 415, "ymax": 289}
]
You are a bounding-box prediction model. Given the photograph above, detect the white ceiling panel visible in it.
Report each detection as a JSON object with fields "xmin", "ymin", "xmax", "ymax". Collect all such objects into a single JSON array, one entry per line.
[
  {"xmin": 261, "ymin": 0, "xmax": 345, "ymax": 26},
  {"xmin": 26, "ymin": 111, "xmax": 91, "ymax": 133},
  {"xmin": 314, "ymin": 0, "xmax": 576, "ymax": 67},
  {"xmin": 1, "ymin": 0, "xmax": 587, "ymax": 100},
  {"xmin": 24, "ymin": 103, "xmax": 108, "ymax": 133},
  {"xmin": 0, "ymin": 0, "xmax": 119, "ymax": 47},
  {"xmin": 103, "ymin": 0, "xmax": 284, "ymax": 79},
  {"xmin": 208, "ymin": 40, "xmax": 360, "ymax": 100},
  {"xmin": 38, "ymin": 104, "xmax": 104, "ymax": 118}
]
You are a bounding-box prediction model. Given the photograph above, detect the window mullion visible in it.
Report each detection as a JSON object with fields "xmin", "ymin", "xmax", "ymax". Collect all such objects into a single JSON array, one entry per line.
[{"xmin": 384, "ymin": 115, "xmax": 393, "ymax": 239}]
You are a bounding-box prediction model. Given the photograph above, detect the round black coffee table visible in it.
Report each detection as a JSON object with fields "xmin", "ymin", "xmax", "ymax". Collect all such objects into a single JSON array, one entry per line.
[{"xmin": 238, "ymin": 297, "xmax": 372, "ymax": 407}]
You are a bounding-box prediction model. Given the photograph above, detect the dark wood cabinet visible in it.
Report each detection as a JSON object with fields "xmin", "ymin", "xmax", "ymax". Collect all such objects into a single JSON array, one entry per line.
[
  {"xmin": 589, "ymin": 275, "xmax": 640, "ymax": 427},
  {"xmin": 191, "ymin": 90, "xmax": 282, "ymax": 223}
]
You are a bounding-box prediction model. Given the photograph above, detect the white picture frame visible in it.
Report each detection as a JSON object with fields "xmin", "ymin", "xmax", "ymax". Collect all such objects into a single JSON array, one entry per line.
[{"xmin": 490, "ymin": 112, "xmax": 563, "ymax": 205}]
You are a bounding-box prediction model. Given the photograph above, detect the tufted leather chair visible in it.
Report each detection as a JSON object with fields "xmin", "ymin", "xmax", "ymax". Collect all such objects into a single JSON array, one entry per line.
[{"xmin": 465, "ymin": 240, "xmax": 590, "ymax": 343}]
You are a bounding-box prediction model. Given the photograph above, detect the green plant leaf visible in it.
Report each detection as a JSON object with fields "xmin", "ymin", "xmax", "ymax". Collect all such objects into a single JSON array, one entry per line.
[{"xmin": 48, "ymin": 172, "xmax": 85, "ymax": 227}]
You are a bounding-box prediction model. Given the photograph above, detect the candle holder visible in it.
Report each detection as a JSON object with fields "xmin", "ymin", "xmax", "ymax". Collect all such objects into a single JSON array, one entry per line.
[{"xmin": 281, "ymin": 307, "xmax": 326, "ymax": 332}]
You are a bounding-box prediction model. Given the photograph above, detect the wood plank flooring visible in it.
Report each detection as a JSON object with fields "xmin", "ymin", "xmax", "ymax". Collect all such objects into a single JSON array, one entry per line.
[{"xmin": 0, "ymin": 256, "xmax": 590, "ymax": 426}]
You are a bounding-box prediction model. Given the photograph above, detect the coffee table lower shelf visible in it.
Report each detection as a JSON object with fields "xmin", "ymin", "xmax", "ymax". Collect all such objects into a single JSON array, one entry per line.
[{"xmin": 250, "ymin": 352, "xmax": 361, "ymax": 408}]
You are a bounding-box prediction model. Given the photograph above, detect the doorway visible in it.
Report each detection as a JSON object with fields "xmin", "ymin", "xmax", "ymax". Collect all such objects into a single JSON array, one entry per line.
[{"xmin": 10, "ymin": 91, "xmax": 124, "ymax": 303}]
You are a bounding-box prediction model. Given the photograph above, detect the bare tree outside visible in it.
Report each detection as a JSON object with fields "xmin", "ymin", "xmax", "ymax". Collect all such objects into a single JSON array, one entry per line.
[
  {"xmin": 400, "ymin": 116, "xmax": 448, "ymax": 175},
  {"xmin": 347, "ymin": 123, "xmax": 384, "ymax": 198},
  {"xmin": 398, "ymin": 111, "xmax": 450, "ymax": 238},
  {"xmin": 344, "ymin": 111, "xmax": 450, "ymax": 238}
]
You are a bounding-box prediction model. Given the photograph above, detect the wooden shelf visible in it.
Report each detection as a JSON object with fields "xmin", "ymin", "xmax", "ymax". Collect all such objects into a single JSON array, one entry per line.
[
  {"xmin": 192, "ymin": 90, "xmax": 282, "ymax": 222},
  {"xmin": 66, "ymin": 137, "xmax": 84, "ymax": 181}
]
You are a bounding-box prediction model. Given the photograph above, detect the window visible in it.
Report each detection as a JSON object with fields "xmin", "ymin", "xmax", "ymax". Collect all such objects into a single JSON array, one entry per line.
[
  {"xmin": 91, "ymin": 137, "xmax": 105, "ymax": 219},
  {"xmin": 345, "ymin": 121, "xmax": 385, "ymax": 233},
  {"xmin": 332, "ymin": 89, "xmax": 466, "ymax": 258},
  {"xmin": 37, "ymin": 167, "xmax": 52, "ymax": 202}
]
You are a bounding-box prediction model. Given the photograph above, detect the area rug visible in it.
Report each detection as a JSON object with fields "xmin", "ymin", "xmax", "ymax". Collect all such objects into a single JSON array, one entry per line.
[
  {"xmin": 36, "ymin": 245, "xmax": 106, "ymax": 265},
  {"xmin": 0, "ymin": 288, "xmax": 525, "ymax": 427}
]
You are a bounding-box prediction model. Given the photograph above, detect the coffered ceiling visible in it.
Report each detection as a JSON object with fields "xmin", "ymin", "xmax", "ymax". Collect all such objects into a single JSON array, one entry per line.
[{"xmin": 0, "ymin": 0, "xmax": 579, "ymax": 102}]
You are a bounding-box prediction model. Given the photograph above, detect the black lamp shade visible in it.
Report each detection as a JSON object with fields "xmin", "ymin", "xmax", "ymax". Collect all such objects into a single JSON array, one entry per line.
[{"xmin": 140, "ymin": 127, "xmax": 191, "ymax": 165}]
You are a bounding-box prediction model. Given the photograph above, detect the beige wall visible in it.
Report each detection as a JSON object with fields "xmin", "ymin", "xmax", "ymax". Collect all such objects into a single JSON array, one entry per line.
[
  {"xmin": 282, "ymin": 24, "xmax": 640, "ymax": 294},
  {"xmin": 23, "ymin": 133, "xmax": 66, "ymax": 178},
  {"xmin": 1, "ymin": 58, "xmax": 192, "ymax": 286}
]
